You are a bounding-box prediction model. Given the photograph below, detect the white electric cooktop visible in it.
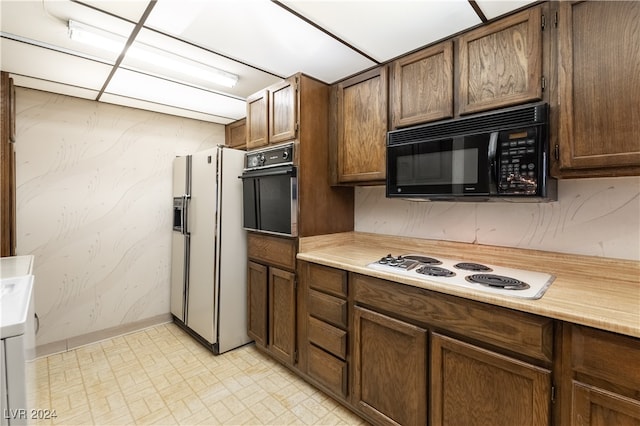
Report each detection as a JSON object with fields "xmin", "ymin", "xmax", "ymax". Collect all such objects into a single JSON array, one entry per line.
[{"xmin": 367, "ymin": 253, "xmax": 555, "ymax": 300}]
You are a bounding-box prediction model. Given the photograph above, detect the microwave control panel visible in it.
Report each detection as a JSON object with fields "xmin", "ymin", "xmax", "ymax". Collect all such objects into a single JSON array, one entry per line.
[{"xmin": 497, "ymin": 128, "xmax": 540, "ymax": 195}]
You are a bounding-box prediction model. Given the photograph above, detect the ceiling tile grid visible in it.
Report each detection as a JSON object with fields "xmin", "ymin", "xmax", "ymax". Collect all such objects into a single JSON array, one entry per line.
[{"xmin": 0, "ymin": 0, "xmax": 536, "ymax": 124}]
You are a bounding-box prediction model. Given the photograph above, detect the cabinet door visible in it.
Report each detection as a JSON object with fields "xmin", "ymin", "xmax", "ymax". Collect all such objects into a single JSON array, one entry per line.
[
  {"xmin": 555, "ymin": 1, "xmax": 640, "ymax": 175},
  {"xmin": 431, "ymin": 333, "xmax": 551, "ymax": 426},
  {"xmin": 572, "ymin": 382, "xmax": 640, "ymax": 426},
  {"xmin": 269, "ymin": 77, "xmax": 297, "ymax": 144},
  {"xmin": 390, "ymin": 41, "xmax": 454, "ymax": 129},
  {"xmin": 225, "ymin": 118, "xmax": 246, "ymax": 150},
  {"xmin": 247, "ymin": 261, "xmax": 268, "ymax": 347},
  {"xmin": 246, "ymin": 90, "xmax": 268, "ymax": 150},
  {"xmin": 458, "ymin": 7, "xmax": 542, "ymax": 115},
  {"xmin": 269, "ymin": 267, "xmax": 296, "ymax": 365},
  {"xmin": 353, "ymin": 306, "xmax": 427, "ymax": 426},
  {"xmin": 336, "ymin": 67, "xmax": 388, "ymax": 183}
]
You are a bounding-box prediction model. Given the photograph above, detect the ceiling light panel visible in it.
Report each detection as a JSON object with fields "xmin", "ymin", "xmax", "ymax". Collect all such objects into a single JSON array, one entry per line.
[
  {"xmin": 144, "ymin": 0, "xmax": 375, "ymax": 84},
  {"xmin": 128, "ymin": 28, "xmax": 282, "ymax": 97},
  {"xmin": 281, "ymin": 0, "xmax": 482, "ymax": 63},
  {"xmin": 0, "ymin": 38, "xmax": 114, "ymax": 91},
  {"xmin": 0, "ymin": 0, "xmax": 135, "ymax": 63},
  {"xmin": 106, "ymin": 68, "xmax": 247, "ymax": 120},
  {"xmin": 474, "ymin": 0, "xmax": 539, "ymax": 20}
]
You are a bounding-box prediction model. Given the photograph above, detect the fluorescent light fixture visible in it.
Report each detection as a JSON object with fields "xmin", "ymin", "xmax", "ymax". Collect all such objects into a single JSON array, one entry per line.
[{"xmin": 68, "ymin": 20, "xmax": 239, "ymax": 88}]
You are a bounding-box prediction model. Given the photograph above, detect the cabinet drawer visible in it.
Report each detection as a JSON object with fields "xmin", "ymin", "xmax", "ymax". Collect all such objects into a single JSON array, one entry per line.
[
  {"xmin": 571, "ymin": 324, "xmax": 640, "ymax": 391},
  {"xmin": 248, "ymin": 232, "xmax": 296, "ymax": 271},
  {"xmin": 308, "ymin": 343, "xmax": 348, "ymax": 398},
  {"xmin": 308, "ymin": 316, "xmax": 347, "ymax": 360},
  {"xmin": 352, "ymin": 273, "xmax": 553, "ymax": 363},
  {"xmin": 308, "ymin": 289, "xmax": 348, "ymax": 329},
  {"xmin": 306, "ymin": 263, "xmax": 348, "ymax": 298}
]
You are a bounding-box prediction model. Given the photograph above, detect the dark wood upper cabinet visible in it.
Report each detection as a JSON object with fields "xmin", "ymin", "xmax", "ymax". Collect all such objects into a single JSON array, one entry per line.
[
  {"xmin": 390, "ymin": 40, "xmax": 454, "ymax": 129},
  {"xmin": 457, "ymin": 6, "xmax": 543, "ymax": 116},
  {"xmin": 553, "ymin": 1, "xmax": 640, "ymax": 177},
  {"xmin": 268, "ymin": 77, "xmax": 297, "ymax": 144},
  {"xmin": 246, "ymin": 90, "xmax": 268, "ymax": 150},
  {"xmin": 225, "ymin": 118, "xmax": 246, "ymax": 150},
  {"xmin": 334, "ymin": 67, "xmax": 388, "ymax": 184}
]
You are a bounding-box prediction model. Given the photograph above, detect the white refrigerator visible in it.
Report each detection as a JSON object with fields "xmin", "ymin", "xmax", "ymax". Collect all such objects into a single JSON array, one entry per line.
[{"xmin": 171, "ymin": 146, "xmax": 250, "ymax": 354}]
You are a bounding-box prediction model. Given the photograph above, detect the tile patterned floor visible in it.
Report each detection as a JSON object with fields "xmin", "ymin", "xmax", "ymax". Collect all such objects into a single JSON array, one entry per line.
[{"xmin": 32, "ymin": 323, "xmax": 367, "ymax": 425}]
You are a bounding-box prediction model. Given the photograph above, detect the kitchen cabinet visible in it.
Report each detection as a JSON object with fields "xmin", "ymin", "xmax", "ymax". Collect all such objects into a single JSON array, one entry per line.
[
  {"xmin": 351, "ymin": 271, "xmax": 554, "ymax": 426},
  {"xmin": 457, "ymin": 6, "xmax": 543, "ymax": 116},
  {"xmin": 553, "ymin": 1, "xmax": 640, "ymax": 177},
  {"xmin": 389, "ymin": 40, "xmax": 454, "ymax": 129},
  {"xmin": 299, "ymin": 262, "xmax": 349, "ymax": 399},
  {"xmin": 332, "ymin": 67, "xmax": 388, "ymax": 184},
  {"xmin": 246, "ymin": 232, "xmax": 297, "ymax": 365},
  {"xmin": 224, "ymin": 118, "xmax": 246, "ymax": 150},
  {"xmin": 561, "ymin": 324, "xmax": 640, "ymax": 426},
  {"xmin": 245, "ymin": 76, "xmax": 297, "ymax": 150},
  {"xmin": 352, "ymin": 306, "xmax": 428, "ymax": 426},
  {"xmin": 431, "ymin": 333, "xmax": 551, "ymax": 426},
  {"xmin": 1, "ymin": 72, "xmax": 16, "ymax": 257}
]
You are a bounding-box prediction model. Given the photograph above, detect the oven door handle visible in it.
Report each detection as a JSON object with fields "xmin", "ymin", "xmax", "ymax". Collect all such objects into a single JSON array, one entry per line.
[{"xmin": 240, "ymin": 166, "xmax": 296, "ymax": 179}]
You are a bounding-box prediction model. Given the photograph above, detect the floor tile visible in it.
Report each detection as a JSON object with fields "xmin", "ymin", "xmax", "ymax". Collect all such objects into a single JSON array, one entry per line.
[{"xmin": 34, "ymin": 323, "xmax": 366, "ymax": 425}]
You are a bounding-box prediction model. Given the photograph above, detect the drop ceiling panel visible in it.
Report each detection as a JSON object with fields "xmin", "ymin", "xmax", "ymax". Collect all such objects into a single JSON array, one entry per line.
[
  {"xmin": 80, "ymin": 0, "xmax": 151, "ymax": 23},
  {"xmin": 10, "ymin": 75, "xmax": 100, "ymax": 101},
  {"xmin": 475, "ymin": 0, "xmax": 539, "ymax": 19},
  {"xmin": 99, "ymin": 93, "xmax": 233, "ymax": 124},
  {"xmin": 144, "ymin": 0, "xmax": 376, "ymax": 84},
  {"xmin": 1, "ymin": 38, "xmax": 113, "ymax": 90},
  {"xmin": 1, "ymin": 0, "xmax": 135, "ymax": 63},
  {"xmin": 106, "ymin": 68, "xmax": 246, "ymax": 121},
  {"xmin": 281, "ymin": 0, "xmax": 482, "ymax": 63},
  {"xmin": 128, "ymin": 27, "xmax": 282, "ymax": 97}
]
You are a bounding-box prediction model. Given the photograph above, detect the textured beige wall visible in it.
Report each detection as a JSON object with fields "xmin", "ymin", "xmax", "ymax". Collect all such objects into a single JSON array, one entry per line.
[
  {"xmin": 355, "ymin": 177, "xmax": 640, "ymax": 261},
  {"xmin": 14, "ymin": 88, "xmax": 224, "ymax": 347}
]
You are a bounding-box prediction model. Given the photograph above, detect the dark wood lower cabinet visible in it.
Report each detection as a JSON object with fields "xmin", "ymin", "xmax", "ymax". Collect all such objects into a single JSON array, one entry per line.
[
  {"xmin": 268, "ymin": 267, "xmax": 296, "ymax": 365},
  {"xmin": 352, "ymin": 306, "xmax": 428, "ymax": 426},
  {"xmin": 431, "ymin": 333, "xmax": 551, "ymax": 426},
  {"xmin": 572, "ymin": 382, "xmax": 640, "ymax": 426},
  {"xmin": 247, "ymin": 261, "xmax": 268, "ymax": 347}
]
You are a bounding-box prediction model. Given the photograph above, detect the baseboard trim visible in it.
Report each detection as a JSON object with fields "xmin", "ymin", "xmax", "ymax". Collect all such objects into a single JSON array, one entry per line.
[{"xmin": 35, "ymin": 313, "xmax": 172, "ymax": 358}]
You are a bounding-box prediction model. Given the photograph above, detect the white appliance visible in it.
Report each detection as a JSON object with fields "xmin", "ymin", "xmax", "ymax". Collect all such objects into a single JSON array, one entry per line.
[
  {"xmin": 1, "ymin": 256, "xmax": 36, "ymax": 426},
  {"xmin": 368, "ymin": 253, "xmax": 555, "ymax": 300},
  {"xmin": 171, "ymin": 146, "xmax": 250, "ymax": 354}
]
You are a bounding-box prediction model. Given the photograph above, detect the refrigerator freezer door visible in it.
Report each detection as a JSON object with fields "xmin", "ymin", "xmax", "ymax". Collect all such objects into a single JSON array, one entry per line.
[
  {"xmin": 170, "ymin": 232, "xmax": 187, "ymax": 321},
  {"xmin": 186, "ymin": 148, "xmax": 219, "ymax": 344}
]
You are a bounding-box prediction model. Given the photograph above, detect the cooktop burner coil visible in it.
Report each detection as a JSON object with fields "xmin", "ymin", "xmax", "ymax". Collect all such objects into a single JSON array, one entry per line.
[
  {"xmin": 402, "ymin": 255, "xmax": 442, "ymax": 265},
  {"xmin": 454, "ymin": 262, "xmax": 493, "ymax": 272},
  {"xmin": 416, "ymin": 266, "xmax": 456, "ymax": 277},
  {"xmin": 465, "ymin": 274, "xmax": 530, "ymax": 290}
]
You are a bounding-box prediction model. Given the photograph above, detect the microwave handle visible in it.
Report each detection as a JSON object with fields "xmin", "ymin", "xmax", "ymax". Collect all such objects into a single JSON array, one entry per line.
[{"xmin": 488, "ymin": 132, "xmax": 499, "ymax": 194}]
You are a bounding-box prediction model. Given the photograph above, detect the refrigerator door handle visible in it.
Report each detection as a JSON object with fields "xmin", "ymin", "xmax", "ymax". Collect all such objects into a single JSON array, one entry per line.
[{"xmin": 182, "ymin": 195, "xmax": 189, "ymax": 235}]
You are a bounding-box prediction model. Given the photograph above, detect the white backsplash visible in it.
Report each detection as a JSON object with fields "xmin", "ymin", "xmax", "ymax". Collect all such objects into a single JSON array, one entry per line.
[
  {"xmin": 14, "ymin": 88, "xmax": 224, "ymax": 347},
  {"xmin": 355, "ymin": 177, "xmax": 640, "ymax": 261}
]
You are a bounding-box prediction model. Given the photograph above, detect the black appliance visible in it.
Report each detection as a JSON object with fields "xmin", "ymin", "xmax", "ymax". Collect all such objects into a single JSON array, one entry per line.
[
  {"xmin": 240, "ymin": 143, "xmax": 297, "ymax": 236},
  {"xmin": 386, "ymin": 102, "xmax": 556, "ymax": 201}
]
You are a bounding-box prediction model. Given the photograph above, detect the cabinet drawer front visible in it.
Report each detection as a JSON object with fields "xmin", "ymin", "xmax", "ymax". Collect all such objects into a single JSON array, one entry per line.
[
  {"xmin": 248, "ymin": 232, "xmax": 296, "ymax": 271},
  {"xmin": 306, "ymin": 263, "xmax": 348, "ymax": 298},
  {"xmin": 352, "ymin": 273, "xmax": 553, "ymax": 363},
  {"xmin": 308, "ymin": 289, "xmax": 348, "ymax": 329},
  {"xmin": 308, "ymin": 316, "xmax": 347, "ymax": 360},
  {"xmin": 571, "ymin": 325, "xmax": 640, "ymax": 391},
  {"xmin": 307, "ymin": 343, "xmax": 348, "ymax": 398}
]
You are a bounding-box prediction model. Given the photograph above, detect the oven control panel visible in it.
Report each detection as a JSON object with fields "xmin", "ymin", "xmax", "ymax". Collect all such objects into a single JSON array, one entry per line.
[{"xmin": 245, "ymin": 143, "xmax": 294, "ymax": 170}]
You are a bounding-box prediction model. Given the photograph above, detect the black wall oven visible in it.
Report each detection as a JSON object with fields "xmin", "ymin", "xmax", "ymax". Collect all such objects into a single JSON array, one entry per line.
[{"xmin": 240, "ymin": 143, "xmax": 297, "ymax": 237}]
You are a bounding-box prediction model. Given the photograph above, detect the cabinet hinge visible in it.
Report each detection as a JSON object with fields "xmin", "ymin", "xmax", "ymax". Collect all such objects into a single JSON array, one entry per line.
[
  {"xmin": 541, "ymin": 13, "xmax": 546, "ymax": 30},
  {"xmin": 551, "ymin": 385, "xmax": 556, "ymax": 403},
  {"xmin": 554, "ymin": 144, "xmax": 560, "ymax": 161},
  {"xmin": 295, "ymin": 122, "xmax": 299, "ymax": 132},
  {"xmin": 294, "ymin": 350, "xmax": 299, "ymax": 363},
  {"xmin": 541, "ymin": 76, "xmax": 546, "ymax": 92},
  {"xmin": 554, "ymin": 11, "xmax": 558, "ymax": 28}
]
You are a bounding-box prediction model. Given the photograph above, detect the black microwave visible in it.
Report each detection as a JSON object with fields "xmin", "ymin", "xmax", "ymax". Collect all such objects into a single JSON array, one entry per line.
[{"xmin": 386, "ymin": 102, "xmax": 556, "ymax": 202}]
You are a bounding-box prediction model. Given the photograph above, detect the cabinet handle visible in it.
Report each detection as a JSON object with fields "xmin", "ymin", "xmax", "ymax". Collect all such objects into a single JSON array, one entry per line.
[{"xmin": 35, "ymin": 312, "xmax": 40, "ymax": 334}]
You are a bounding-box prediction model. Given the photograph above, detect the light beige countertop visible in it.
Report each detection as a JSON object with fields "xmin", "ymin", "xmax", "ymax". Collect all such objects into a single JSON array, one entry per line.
[{"xmin": 298, "ymin": 232, "xmax": 640, "ymax": 339}]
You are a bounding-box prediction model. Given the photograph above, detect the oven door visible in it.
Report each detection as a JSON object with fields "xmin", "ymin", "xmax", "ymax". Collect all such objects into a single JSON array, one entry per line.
[
  {"xmin": 387, "ymin": 133, "xmax": 492, "ymax": 198},
  {"xmin": 240, "ymin": 165, "xmax": 297, "ymax": 236}
]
